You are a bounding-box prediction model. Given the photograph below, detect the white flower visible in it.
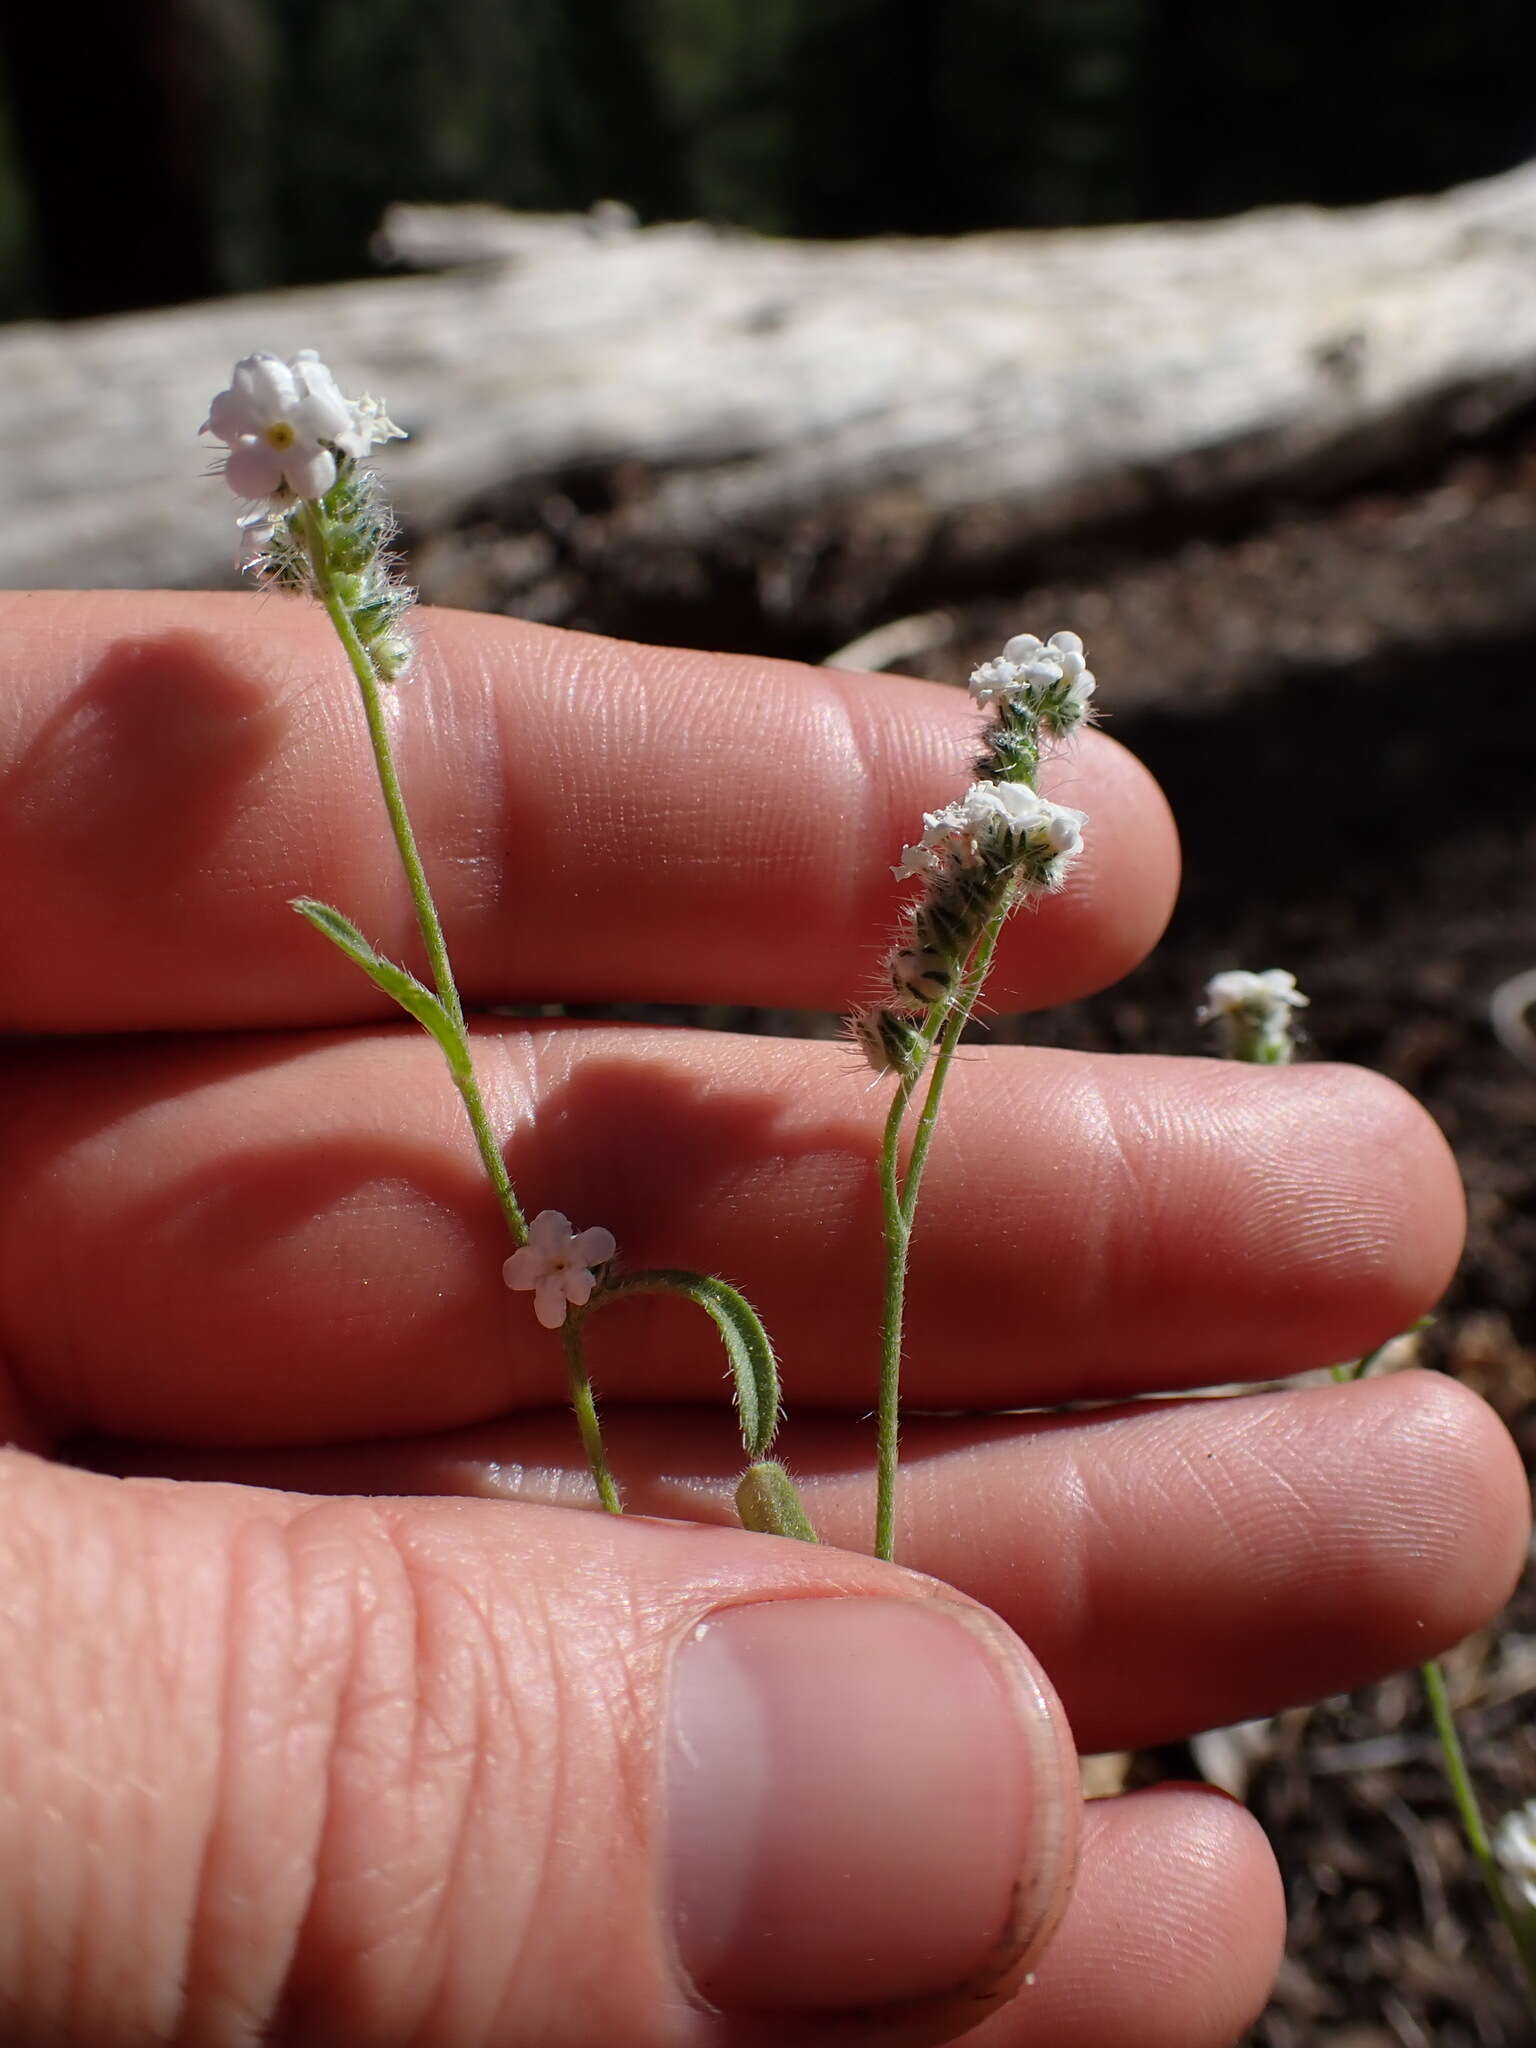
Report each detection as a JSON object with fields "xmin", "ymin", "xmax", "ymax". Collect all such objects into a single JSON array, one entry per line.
[
  {"xmin": 1495, "ymin": 1801, "xmax": 1536, "ymax": 1914},
  {"xmin": 1200, "ymin": 968, "xmax": 1309, "ymax": 1020},
  {"xmin": 1004, "ymin": 629, "xmax": 1083, "ymax": 679},
  {"xmin": 891, "ymin": 840, "xmax": 945, "ymax": 882},
  {"xmin": 1200, "ymin": 967, "xmax": 1309, "ymax": 1064},
  {"xmin": 961, "ymin": 781, "xmax": 1046, "ymax": 833},
  {"xmin": 971, "ymin": 631, "xmax": 1095, "ymax": 715},
  {"xmin": 1040, "ymin": 798, "xmax": 1087, "ymax": 855},
  {"xmin": 968, "ymin": 655, "xmax": 1020, "ymax": 705},
  {"xmin": 202, "ymin": 350, "xmax": 404, "ymax": 503},
  {"xmin": 503, "ymin": 1209, "xmax": 617, "ymax": 1330},
  {"xmin": 895, "ymin": 779, "xmax": 1086, "ymax": 880},
  {"xmin": 948, "ymin": 780, "xmax": 1085, "ymax": 856},
  {"xmin": 350, "ymin": 392, "xmax": 408, "ymax": 449}
]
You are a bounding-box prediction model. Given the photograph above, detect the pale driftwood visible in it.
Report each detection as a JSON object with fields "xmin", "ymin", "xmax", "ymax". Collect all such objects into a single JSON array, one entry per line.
[{"xmin": 3, "ymin": 163, "xmax": 1536, "ymax": 599}]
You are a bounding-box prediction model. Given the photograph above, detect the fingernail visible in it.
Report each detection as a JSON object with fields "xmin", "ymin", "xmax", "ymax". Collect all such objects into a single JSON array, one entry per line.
[{"xmin": 664, "ymin": 1595, "xmax": 1070, "ymax": 2015}]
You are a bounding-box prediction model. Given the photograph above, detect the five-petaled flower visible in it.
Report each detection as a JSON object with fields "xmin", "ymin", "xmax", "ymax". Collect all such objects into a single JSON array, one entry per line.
[
  {"xmin": 201, "ymin": 350, "xmax": 403, "ymax": 504},
  {"xmin": 503, "ymin": 1210, "xmax": 617, "ymax": 1330}
]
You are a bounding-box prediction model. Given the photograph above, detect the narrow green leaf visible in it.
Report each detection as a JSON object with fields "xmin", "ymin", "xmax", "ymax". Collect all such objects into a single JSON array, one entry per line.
[
  {"xmin": 596, "ymin": 1269, "xmax": 782, "ymax": 1462},
  {"xmin": 690, "ymin": 1276, "xmax": 780, "ymax": 1460},
  {"xmin": 291, "ymin": 898, "xmax": 466, "ymax": 1073}
]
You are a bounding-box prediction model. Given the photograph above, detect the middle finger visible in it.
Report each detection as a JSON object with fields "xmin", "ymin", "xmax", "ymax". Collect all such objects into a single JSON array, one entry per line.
[{"xmin": 0, "ymin": 1024, "xmax": 1461, "ymax": 1443}]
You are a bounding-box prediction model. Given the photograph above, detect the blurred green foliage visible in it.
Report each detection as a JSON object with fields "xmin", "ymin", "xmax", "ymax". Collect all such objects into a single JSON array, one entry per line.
[{"xmin": 0, "ymin": 0, "xmax": 1530, "ymax": 320}]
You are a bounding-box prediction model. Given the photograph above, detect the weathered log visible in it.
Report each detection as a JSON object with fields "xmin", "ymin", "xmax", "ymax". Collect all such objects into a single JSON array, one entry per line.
[{"xmin": 3, "ymin": 163, "xmax": 1535, "ymax": 627}]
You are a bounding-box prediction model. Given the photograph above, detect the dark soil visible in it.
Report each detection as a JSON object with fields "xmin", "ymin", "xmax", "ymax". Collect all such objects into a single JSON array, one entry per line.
[
  {"xmin": 1021, "ymin": 647, "xmax": 1536, "ymax": 2047},
  {"xmin": 421, "ymin": 430, "xmax": 1536, "ymax": 2043}
]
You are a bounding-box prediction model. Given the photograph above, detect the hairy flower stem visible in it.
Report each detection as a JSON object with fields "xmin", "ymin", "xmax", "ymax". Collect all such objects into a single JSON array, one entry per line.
[
  {"xmin": 874, "ymin": 888, "xmax": 1015, "ymax": 1561},
  {"xmin": 300, "ymin": 504, "xmax": 529, "ymax": 1252},
  {"xmin": 561, "ymin": 1318, "xmax": 623, "ymax": 1515},
  {"xmin": 306, "ymin": 499, "xmax": 622, "ymax": 1514}
]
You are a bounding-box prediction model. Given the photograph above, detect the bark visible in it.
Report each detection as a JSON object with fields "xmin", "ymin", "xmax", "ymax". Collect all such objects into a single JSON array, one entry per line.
[{"xmin": 3, "ymin": 162, "xmax": 1534, "ymax": 630}]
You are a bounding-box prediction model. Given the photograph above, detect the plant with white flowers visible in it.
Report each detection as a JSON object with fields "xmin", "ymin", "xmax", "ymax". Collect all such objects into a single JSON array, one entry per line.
[
  {"xmin": 849, "ymin": 627, "xmax": 1095, "ymax": 1561},
  {"xmin": 1200, "ymin": 966, "xmax": 1308, "ymax": 1064},
  {"xmin": 203, "ymin": 368, "xmax": 1105, "ymax": 1557},
  {"xmin": 1207, "ymin": 965, "xmax": 1536, "ymax": 2017},
  {"xmin": 201, "ymin": 350, "xmax": 813, "ymax": 1538}
]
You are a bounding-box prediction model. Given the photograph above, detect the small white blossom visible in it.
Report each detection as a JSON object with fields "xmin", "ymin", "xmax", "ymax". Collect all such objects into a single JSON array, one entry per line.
[
  {"xmin": 1041, "ymin": 799, "xmax": 1086, "ymax": 856},
  {"xmin": 968, "ymin": 655, "xmax": 1020, "ymax": 704},
  {"xmin": 895, "ymin": 780, "xmax": 1087, "ymax": 880},
  {"xmin": 1495, "ymin": 1801, "xmax": 1536, "ymax": 1914},
  {"xmin": 1200, "ymin": 969, "xmax": 1309, "ymax": 1020},
  {"xmin": 964, "ymin": 781, "xmax": 1050, "ymax": 836},
  {"xmin": 202, "ymin": 350, "xmax": 404, "ymax": 504},
  {"xmin": 1004, "ymin": 629, "xmax": 1082, "ymax": 676},
  {"xmin": 890, "ymin": 840, "xmax": 945, "ymax": 882},
  {"xmin": 503, "ymin": 1209, "xmax": 617, "ymax": 1330},
  {"xmin": 1200, "ymin": 968, "xmax": 1309, "ymax": 1064},
  {"xmin": 971, "ymin": 630, "xmax": 1096, "ymax": 717},
  {"xmin": 350, "ymin": 392, "xmax": 407, "ymax": 448}
]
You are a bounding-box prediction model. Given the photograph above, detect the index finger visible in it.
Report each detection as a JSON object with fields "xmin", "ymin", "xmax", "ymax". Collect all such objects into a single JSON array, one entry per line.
[{"xmin": 0, "ymin": 592, "xmax": 1176, "ymax": 1032}]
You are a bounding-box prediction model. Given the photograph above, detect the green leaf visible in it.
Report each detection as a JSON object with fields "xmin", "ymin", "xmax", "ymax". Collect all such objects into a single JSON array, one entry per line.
[
  {"xmin": 596, "ymin": 1268, "xmax": 782, "ymax": 1462},
  {"xmin": 688, "ymin": 1276, "xmax": 780, "ymax": 1460},
  {"xmin": 291, "ymin": 898, "xmax": 466, "ymax": 1074}
]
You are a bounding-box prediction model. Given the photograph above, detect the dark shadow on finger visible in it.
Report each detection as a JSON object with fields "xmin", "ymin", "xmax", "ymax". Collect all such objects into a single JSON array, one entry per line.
[{"xmin": 0, "ymin": 628, "xmax": 297, "ymax": 1030}]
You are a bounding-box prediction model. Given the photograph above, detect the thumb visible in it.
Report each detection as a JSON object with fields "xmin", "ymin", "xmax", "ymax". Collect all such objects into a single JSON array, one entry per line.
[{"xmin": 0, "ymin": 1449, "xmax": 1080, "ymax": 2048}]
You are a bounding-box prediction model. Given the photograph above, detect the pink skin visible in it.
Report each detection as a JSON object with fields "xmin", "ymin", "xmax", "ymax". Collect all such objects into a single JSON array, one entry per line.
[{"xmin": 0, "ymin": 593, "xmax": 1525, "ymax": 2048}]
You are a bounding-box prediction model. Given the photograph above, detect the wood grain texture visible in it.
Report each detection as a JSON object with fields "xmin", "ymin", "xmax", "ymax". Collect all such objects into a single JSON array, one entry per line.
[{"xmin": 4, "ymin": 162, "xmax": 1534, "ymax": 596}]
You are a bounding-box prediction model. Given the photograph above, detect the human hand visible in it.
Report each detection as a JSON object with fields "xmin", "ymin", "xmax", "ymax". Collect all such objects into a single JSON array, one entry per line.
[{"xmin": 0, "ymin": 592, "xmax": 1524, "ymax": 2047}]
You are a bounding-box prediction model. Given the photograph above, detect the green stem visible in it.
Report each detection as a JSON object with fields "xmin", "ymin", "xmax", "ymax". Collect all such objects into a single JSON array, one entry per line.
[
  {"xmin": 873, "ymin": 886, "xmax": 1014, "ymax": 1561},
  {"xmin": 1331, "ymin": 1328, "xmax": 1533, "ymax": 2003},
  {"xmin": 561, "ymin": 1317, "xmax": 622, "ymax": 1515},
  {"xmin": 872, "ymin": 1001, "xmax": 954, "ymax": 1562},
  {"xmin": 301, "ymin": 506, "xmax": 460, "ymax": 1029},
  {"xmin": 447, "ymin": 1073, "xmax": 527, "ymax": 1247},
  {"xmin": 1420, "ymin": 1658, "xmax": 1536, "ymax": 2003},
  {"xmin": 300, "ymin": 504, "xmax": 527, "ymax": 1250},
  {"xmin": 900, "ymin": 894, "xmax": 1013, "ymax": 1231},
  {"xmin": 1329, "ymin": 1337, "xmax": 1397, "ymax": 1385}
]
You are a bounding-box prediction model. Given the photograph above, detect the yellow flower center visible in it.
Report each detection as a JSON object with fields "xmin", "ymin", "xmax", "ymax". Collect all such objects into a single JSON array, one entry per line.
[{"xmin": 264, "ymin": 421, "xmax": 297, "ymax": 451}]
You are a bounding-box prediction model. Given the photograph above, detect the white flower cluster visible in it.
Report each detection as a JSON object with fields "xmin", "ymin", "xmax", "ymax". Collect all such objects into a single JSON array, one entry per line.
[
  {"xmin": 203, "ymin": 349, "xmax": 416, "ymax": 680},
  {"xmin": 850, "ymin": 623, "xmax": 1097, "ymax": 1073},
  {"xmin": 1200, "ymin": 968, "xmax": 1309, "ymax": 1064},
  {"xmin": 894, "ymin": 779, "xmax": 1086, "ymax": 884},
  {"xmin": 1495, "ymin": 1801, "xmax": 1536, "ymax": 1914},
  {"xmin": 202, "ymin": 350, "xmax": 405, "ymax": 505},
  {"xmin": 504, "ymin": 1209, "xmax": 617, "ymax": 1330},
  {"xmin": 1201, "ymin": 968, "xmax": 1308, "ymax": 1022},
  {"xmin": 969, "ymin": 630, "xmax": 1096, "ymax": 727}
]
